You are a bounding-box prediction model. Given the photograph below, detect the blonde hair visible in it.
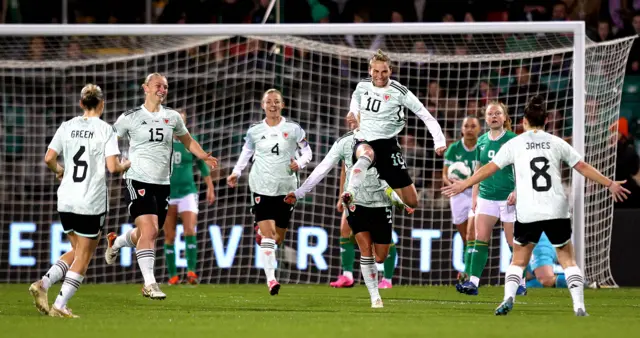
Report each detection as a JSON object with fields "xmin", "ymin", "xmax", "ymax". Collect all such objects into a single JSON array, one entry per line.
[
  {"xmin": 487, "ymin": 101, "xmax": 512, "ymax": 131},
  {"xmin": 369, "ymin": 49, "xmax": 391, "ymax": 66},
  {"xmin": 262, "ymin": 88, "xmax": 283, "ymax": 101},
  {"xmin": 80, "ymin": 83, "xmax": 103, "ymax": 110},
  {"xmin": 143, "ymin": 72, "xmax": 166, "ymax": 86}
]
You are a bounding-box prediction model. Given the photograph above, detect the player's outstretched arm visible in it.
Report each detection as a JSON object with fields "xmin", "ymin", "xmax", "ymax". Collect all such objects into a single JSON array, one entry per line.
[
  {"xmin": 573, "ymin": 161, "xmax": 630, "ymax": 202},
  {"xmin": 196, "ymin": 159, "xmax": 216, "ymax": 204},
  {"xmin": 227, "ymin": 137, "xmax": 255, "ymax": 188},
  {"xmin": 178, "ymin": 134, "xmax": 218, "ymax": 169},
  {"xmin": 336, "ymin": 162, "xmax": 346, "ymax": 212},
  {"xmin": 346, "ymin": 83, "xmax": 364, "ymax": 127},
  {"xmin": 284, "ymin": 143, "xmax": 342, "ymax": 204},
  {"xmin": 442, "ymin": 162, "xmax": 500, "ymax": 197},
  {"xmin": 403, "ymin": 90, "xmax": 447, "ymax": 155}
]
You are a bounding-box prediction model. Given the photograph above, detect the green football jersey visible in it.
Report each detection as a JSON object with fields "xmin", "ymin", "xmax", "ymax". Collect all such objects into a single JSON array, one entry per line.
[
  {"xmin": 170, "ymin": 137, "xmax": 210, "ymax": 199},
  {"xmin": 444, "ymin": 139, "xmax": 477, "ymax": 171},
  {"xmin": 476, "ymin": 130, "xmax": 516, "ymax": 201}
]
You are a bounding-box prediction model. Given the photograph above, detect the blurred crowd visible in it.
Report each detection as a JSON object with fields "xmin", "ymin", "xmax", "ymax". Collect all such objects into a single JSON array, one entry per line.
[{"xmin": 0, "ymin": 0, "xmax": 639, "ymax": 208}]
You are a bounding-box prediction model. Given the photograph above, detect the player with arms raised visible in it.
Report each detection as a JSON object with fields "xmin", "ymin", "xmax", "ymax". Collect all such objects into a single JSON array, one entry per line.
[
  {"xmin": 442, "ymin": 115, "xmax": 480, "ymax": 285},
  {"xmin": 284, "ymin": 128, "xmax": 412, "ymax": 308},
  {"xmin": 227, "ymin": 89, "xmax": 312, "ymax": 296},
  {"xmin": 164, "ymin": 111, "xmax": 216, "ymax": 285},
  {"xmin": 30, "ymin": 84, "xmax": 130, "ymax": 318},
  {"xmin": 443, "ymin": 95, "xmax": 630, "ymax": 316},
  {"xmin": 344, "ymin": 50, "xmax": 446, "ymax": 209},
  {"xmin": 105, "ymin": 73, "xmax": 217, "ymax": 299}
]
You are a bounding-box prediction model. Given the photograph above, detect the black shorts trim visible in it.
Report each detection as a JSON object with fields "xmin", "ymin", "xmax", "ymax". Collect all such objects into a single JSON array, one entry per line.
[
  {"xmin": 352, "ymin": 138, "xmax": 413, "ymax": 189},
  {"xmin": 251, "ymin": 193, "xmax": 294, "ymax": 229},
  {"xmin": 124, "ymin": 179, "xmax": 170, "ymax": 225},
  {"xmin": 58, "ymin": 212, "xmax": 106, "ymax": 239},
  {"xmin": 346, "ymin": 205, "xmax": 393, "ymax": 244},
  {"xmin": 514, "ymin": 218, "xmax": 572, "ymax": 247}
]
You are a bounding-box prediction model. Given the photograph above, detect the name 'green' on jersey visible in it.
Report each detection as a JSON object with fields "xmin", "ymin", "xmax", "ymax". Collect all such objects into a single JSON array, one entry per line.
[
  {"xmin": 114, "ymin": 105, "xmax": 188, "ymax": 185},
  {"xmin": 350, "ymin": 79, "xmax": 425, "ymax": 141},
  {"xmin": 332, "ymin": 132, "xmax": 390, "ymax": 208},
  {"xmin": 476, "ymin": 130, "xmax": 517, "ymax": 201},
  {"xmin": 170, "ymin": 137, "xmax": 210, "ymax": 199},
  {"xmin": 245, "ymin": 118, "xmax": 306, "ymax": 196}
]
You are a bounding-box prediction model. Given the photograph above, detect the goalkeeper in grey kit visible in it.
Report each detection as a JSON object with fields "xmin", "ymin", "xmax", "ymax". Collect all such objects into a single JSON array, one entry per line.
[{"xmin": 227, "ymin": 89, "xmax": 312, "ymax": 296}]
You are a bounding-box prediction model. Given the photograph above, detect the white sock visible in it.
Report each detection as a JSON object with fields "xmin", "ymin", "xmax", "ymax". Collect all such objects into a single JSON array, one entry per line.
[
  {"xmin": 53, "ymin": 271, "xmax": 83, "ymax": 309},
  {"xmin": 41, "ymin": 260, "xmax": 69, "ymax": 290},
  {"xmin": 346, "ymin": 156, "xmax": 372, "ymax": 192},
  {"xmin": 112, "ymin": 228, "xmax": 136, "ymax": 251},
  {"xmin": 564, "ymin": 265, "xmax": 585, "ymax": 312},
  {"xmin": 470, "ymin": 275, "xmax": 480, "ymax": 287},
  {"xmin": 504, "ymin": 265, "xmax": 523, "ymax": 301},
  {"xmin": 360, "ymin": 256, "xmax": 380, "ymax": 301},
  {"xmin": 136, "ymin": 249, "xmax": 156, "ymax": 286},
  {"xmin": 260, "ymin": 238, "xmax": 277, "ymax": 283},
  {"xmin": 343, "ymin": 271, "xmax": 353, "ymax": 280}
]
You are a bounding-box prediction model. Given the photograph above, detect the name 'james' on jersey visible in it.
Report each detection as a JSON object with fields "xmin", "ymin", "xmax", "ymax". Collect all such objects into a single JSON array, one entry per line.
[
  {"xmin": 329, "ymin": 132, "xmax": 390, "ymax": 208},
  {"xmin": 114, "ymin": 105, "xmax": 188, "ymax": 185},
  {"xmin": 245, "ymin": 118, "xmax": 306, "ymax": 196},
  {"xmin": 48, "ymin": 116, "xmax": 120, "ymax": 215},
  {"xmin": 350, "ymin": 79, "xmax": 425, "ymax": 141},
  {"xmin": 492, "ymin": 130, "xmax": 582, "ymax": 223}
]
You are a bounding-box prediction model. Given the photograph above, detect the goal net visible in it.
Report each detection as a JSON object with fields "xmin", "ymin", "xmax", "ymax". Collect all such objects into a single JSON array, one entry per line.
[{"xmin": 0, "ymin": 25, "xmax": 635, "ymax": 286}]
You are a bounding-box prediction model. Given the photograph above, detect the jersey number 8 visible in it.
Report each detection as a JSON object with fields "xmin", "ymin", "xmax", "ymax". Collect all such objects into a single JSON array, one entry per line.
[{"xmin": 530, "ymin": 157, "xmax": 552, "ymax": 192}]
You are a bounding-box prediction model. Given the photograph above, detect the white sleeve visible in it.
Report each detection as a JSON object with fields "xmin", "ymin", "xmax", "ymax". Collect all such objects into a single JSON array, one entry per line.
[
  {"xmin": 491, "ymin": 140, "xmax": 515, "ymax": 169},
  {"xmin": 559, "ymin": 138, "xmax": 582, "ymax": 167},
  {"xmin": 294, "ymin": 142, "xmax": 341, "ymax": 199},
  {"xmin": 174, "ymin": 112, "xmax": 188, "ymax": 137},
  {"xmin": 414, "ymin": 106, "xmax": 446, "ymax": 149},
  {"xmin": 349, "ymin": 83, "xmax": 364, "ymax": 120},
  {"xmin": 104, "ymin": 126, "xmax": 121, "ymax": 157},
  {"xmin": 48, "ymin": 124, "xmax": 65, "ymax": 154},
  {"xmin": 295, "ymin": 143, "xmax": 313, "ymax": 169},
  {"xmin": 113, "ymin": 114, "xmax": 129, "ymax": 138},
  {"xmin": 232, "ymin": 132, "xmax": 256, "ymax": 177}
]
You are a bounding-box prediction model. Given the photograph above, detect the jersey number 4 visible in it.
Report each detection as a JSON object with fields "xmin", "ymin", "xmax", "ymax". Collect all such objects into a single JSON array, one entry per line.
[
  {"xmin": 530, "ymin": 157, "xmax": 551, "ymax": 192},
  {"xmin": 72, "ymin": 146, "xmax": 88, "ymax": 183},
  {"xmin": 271, "ymin": 143, "xmax": 279, "ymax": 156}
]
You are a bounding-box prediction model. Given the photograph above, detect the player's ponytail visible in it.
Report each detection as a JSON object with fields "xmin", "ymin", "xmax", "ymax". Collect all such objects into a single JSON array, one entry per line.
[
  {"xmin": 524, "ymin": 95, "xmax": 548, "ymax": 128},
  {"xmin": 370, "ymin": 49, "xmax": 391, "ymax": 66},
  {"xmin": 80, "ymin": 83, "xmax": 104, "ymax": 110}
]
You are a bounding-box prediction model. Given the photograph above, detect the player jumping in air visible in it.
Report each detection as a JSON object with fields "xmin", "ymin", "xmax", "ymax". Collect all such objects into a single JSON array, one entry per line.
[
  {"xmin": 227, "ymin": 89, "xmax": 312, "ymax": 296},
  {"xmin": 284, "ymin": 129, "xmax": 413, "ymax": 308},
  {"xmin": 458, "ymin": 102, "xmax": 525, "ymax": 296},
  {"xmin": 443, "ymin": 95, "xmax": 630, "ymax": 316},
  {"xmin": 105, "ymin": 73, "xmax": 217, "ymax": 300},
  {"xmin": 164, "ymin": 111, "xmax": 216, "ymax": 286},
  {"xmin": 31, "ymin": 84, "xmax": 130, "ymax": 318},
  {"xmin": 344, "ymin": 49, "xmax": 446, "ymax": 210},
  {"xmin": 443, "ymin": 115, "xmax": 481, "ymax": 286}
]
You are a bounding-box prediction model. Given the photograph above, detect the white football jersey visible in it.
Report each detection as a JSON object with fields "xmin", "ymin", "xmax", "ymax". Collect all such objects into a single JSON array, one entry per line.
[
  {"xmin": 491, "ymin": 130, "xmax": 582, "ymax": 223},
  {"xmin": 48, "ymin": 116, "xmax": 120, "ymax": 215},
  {"xmin": 114, "ymin": 105, "xmax": 188, "ymax": 185}
]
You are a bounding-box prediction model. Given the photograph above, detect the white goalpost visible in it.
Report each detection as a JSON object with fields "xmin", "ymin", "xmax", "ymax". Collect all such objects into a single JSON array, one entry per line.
[{"xmin": 0, "ymin": 22, "xmax": 634, "ymax": 287}]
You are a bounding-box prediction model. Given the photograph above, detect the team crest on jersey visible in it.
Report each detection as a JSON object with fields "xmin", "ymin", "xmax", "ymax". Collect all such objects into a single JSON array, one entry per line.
[
  {"xmin": 255, "ymin": 196, "xmax": 261, "ymax": 204},
  {"xmin": 138, "ymin": 189, "xmax": 146, "ymax": 196},
  {"xmin": 384, "ymin": 94, "xmax": 391, "ymax": 101},
  {"xmin": 283, "ymin": 132, "xmax": 289, "ymax": 139},
  {"xmin": 163, "ymin": 118, "xmax": 170, "ymax": 124},
  {"xmin": 349, "ymin": 204, "xmax": 356, "ymax": 212}
]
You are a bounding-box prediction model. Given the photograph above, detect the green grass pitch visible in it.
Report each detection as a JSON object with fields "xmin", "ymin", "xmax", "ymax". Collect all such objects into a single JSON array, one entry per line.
[{"xmin": 1, "ymin": 284, "xmax": 639, "ymax": 338}]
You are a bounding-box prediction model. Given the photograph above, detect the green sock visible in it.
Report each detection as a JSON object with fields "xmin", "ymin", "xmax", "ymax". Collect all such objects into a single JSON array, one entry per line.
[
  {"xmin": 464, "ymin": 240, "xmax": 475, "ymax": 275},
  {"xmin": 383, "ymin": 244, "xmax": 397, "ymax": 279},
  {"xmin": 469, "ymin": 240, "xmax": 489, "ymax": 279},
  {"xmin": 164, "ymin": 244, "xmax": 177, "ymax": 277},
  {"xmin": 185, "ymin": 235, "xmax": 198, "ymax": 273},
  {"xmin": 340, "ymin": 237, "xmax": 355, "ymax": 274}
]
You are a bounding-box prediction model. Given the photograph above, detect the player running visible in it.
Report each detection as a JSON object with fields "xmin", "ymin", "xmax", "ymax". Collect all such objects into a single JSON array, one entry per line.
[
  {"xmin": 284, "ymin": 130, "xmax": 413, "ymax": 308},
  {"xmin": 227, "ymin": 89, "xmax": 312, "ymax": 296},
  {"xmin": 105, "ymin": 73, "xmax": 217, "ymax": 300},
  {"xmin": 30, "ymin": 84, "xmax": 130, "ymax": 318},
  {"xmin": 442, "ymin": 115, "xmax": 481, "ymax": 285},
  {"xmin": 458, "ymin": 102, "xmax": 523, "ymax": 296},
  {"xmin": 164, "ymin": 111, "xmax": 216, "ymax": 286},
  {"xmin": 344, "ymin": 49, "xmax": 446, "ymax": 210},
  {"xmin": 443, "ymin": 95, "xmax": 630, "ymax": 316}
]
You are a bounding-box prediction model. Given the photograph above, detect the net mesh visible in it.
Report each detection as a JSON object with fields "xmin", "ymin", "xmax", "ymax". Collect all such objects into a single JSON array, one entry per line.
[{"xmin": 0, "ymin": 31, "xmax": 635, "ymax": 286}]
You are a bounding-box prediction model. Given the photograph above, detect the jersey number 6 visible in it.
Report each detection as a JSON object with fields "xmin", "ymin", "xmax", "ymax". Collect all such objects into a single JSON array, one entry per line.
[{"xmin": 72, "ymin": 146, "xmax": 88, "ymax": 183}]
